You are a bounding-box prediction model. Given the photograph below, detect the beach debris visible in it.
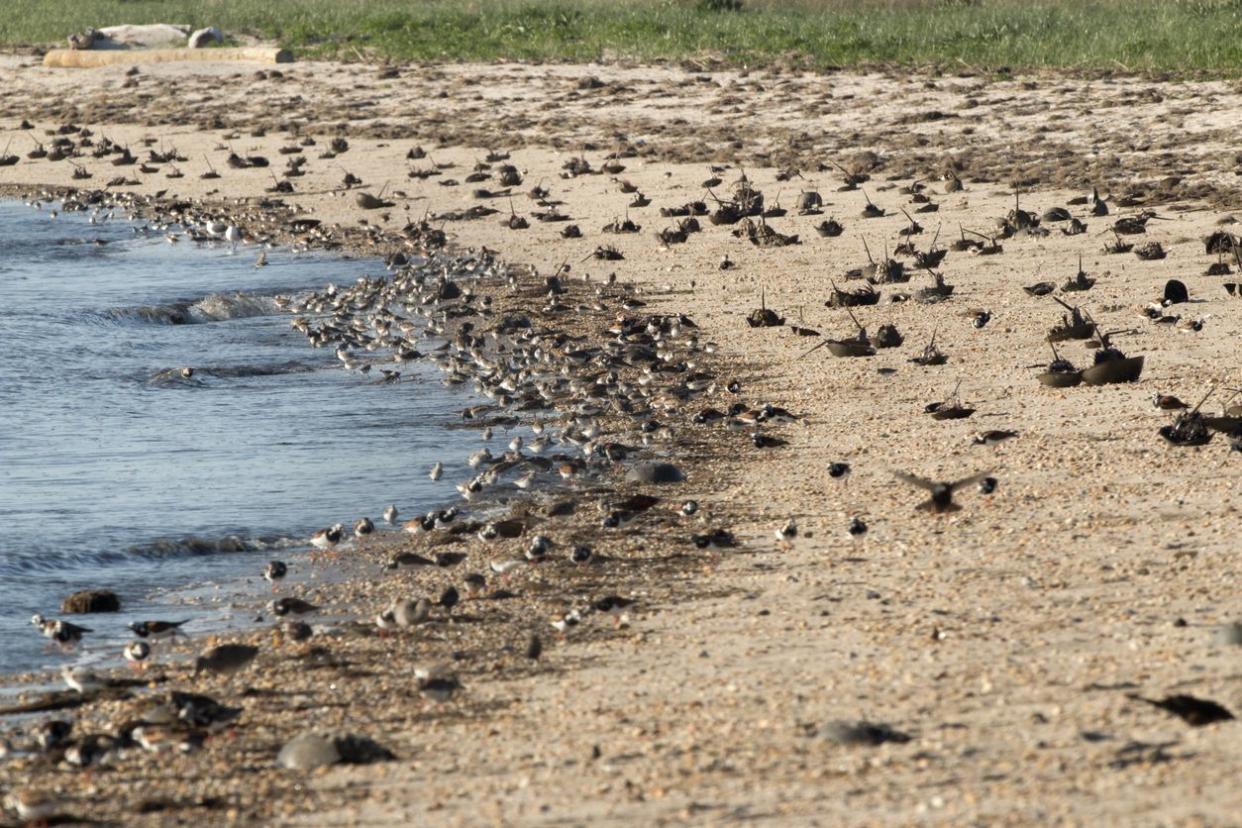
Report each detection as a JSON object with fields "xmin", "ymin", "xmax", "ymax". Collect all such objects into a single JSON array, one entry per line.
[
  {"xmin": 803, "ymin": 307, "xmax": 875, "ymax": 358},
  {"xmin": 910, "ymin": 329, "xmax": 948, "ymax": 366},
  {"xmin": 746, "ymin": 290, "xmax": 785, "ymax": 328},
  {"xmin": 1061, "ymin": 255, "xmax": 1095, "ymax": 292},
  {"xmin": 1047, "ymin": 298, "xmax": 1095, "ymax": 342},
  {"xmin": 815, "ymin": 217, "xmax": 844, "ymax": 237},
  {"xmin": 1080, "ymin": 326, "xmax": 1145, "ymax": 386},
  {"xmin": 925, "ymin": 380, "xmax": 974, "ymax": 420},
  {"xmin": 1036, "ymin": 343, "xmax": 1083, "ymax": 388}
]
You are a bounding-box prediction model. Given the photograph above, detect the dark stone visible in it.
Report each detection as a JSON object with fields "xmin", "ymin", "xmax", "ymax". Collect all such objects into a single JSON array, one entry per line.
[
  {"xmin": 626, "ymin": 462, "xmax": 685, "ymax": 484},
  {"xmin": 61, "ymin": 589, "xmax": 121, "ymax": 614}
]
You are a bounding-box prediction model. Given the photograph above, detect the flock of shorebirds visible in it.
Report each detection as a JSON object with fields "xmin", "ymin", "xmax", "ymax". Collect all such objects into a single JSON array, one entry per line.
[{"xmin": 7, "ymin": 118, "xmax": 1242, "ymax": 820}]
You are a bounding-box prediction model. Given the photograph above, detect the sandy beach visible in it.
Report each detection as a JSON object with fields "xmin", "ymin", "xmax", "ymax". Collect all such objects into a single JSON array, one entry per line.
[{"xmin": 3, "ymin": 53, "xmax": 1242, "ymax": 826}]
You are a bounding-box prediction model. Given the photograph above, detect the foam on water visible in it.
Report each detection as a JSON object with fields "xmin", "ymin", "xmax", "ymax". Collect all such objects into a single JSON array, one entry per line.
[{"xmin": 0, "ymin": 200, "xmax": 483, "ymax": 673}]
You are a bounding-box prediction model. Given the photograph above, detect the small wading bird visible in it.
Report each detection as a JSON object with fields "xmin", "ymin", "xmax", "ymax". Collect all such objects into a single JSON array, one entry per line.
[{"xmin": 894, "ymin": 470, "xmax": 992, "ymax": 513}]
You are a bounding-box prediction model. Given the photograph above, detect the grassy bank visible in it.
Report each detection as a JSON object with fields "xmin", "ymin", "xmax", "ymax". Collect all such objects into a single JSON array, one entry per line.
[{"xmin": 4, "ymin": 0, "xmax": 1242, "ymax": 73}]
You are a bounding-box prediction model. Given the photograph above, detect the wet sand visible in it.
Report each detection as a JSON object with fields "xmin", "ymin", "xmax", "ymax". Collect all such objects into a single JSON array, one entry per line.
[{"xmin": 3, "ymin": 55, "xmax": 1242, "ymax": 826}]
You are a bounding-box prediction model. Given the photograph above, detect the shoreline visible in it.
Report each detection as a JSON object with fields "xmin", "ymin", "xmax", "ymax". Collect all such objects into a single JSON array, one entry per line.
[
  {"xmin": 0, "ymin": 179, "xmax": 744, "ymax": 825},
  {"xmin": 3, "ymin": 57, "xmax": 1242, "ymax": 825}
]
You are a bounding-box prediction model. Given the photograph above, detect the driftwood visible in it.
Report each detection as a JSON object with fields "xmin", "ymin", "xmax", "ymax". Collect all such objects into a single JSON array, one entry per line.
[{"xmin": 44, "ymin": 47, "xmax": 293, "ymax": 68}]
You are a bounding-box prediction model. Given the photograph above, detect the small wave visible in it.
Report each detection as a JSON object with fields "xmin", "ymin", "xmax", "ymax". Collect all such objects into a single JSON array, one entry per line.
[
  {"xmin": 126, "ymin": 533, "xmax": 301, "ymax": 558},
  {"xmin": 100, "ymin": 292, "xmax": 279, "ymax": 326},
  {"xmin": 146, "ymin": 361, "xmax": 318, "ymax": 386},
  {"xmin": 199, "ymin": 361, "xmax": 319, "ymax": 379}
]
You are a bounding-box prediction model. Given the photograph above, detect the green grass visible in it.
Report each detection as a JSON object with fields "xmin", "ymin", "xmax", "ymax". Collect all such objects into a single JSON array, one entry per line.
[{"xmin": 4, "ymin": 0, "xmax": 1242, "ymax": 74}]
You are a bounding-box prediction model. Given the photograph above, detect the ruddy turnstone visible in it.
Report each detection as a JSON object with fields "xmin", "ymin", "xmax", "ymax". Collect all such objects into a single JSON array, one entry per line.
[
  {"xmin": 264, "ymin": 560, "xmax": 288, "ymax": 587},
  {"xmin": 692, "ymin": 528, "xmax": 737, "ymax": 550},
  {"xmin": 354, "ymin": 516, "xmax": 375, "ymax": 538},
  {"xmin": 310, "ymin": 523, "xmax": 344, "ymax": 549},
  {"xmin": 1153, "ymin": 393, "xmax": 1189, "ymax": 410},
  {"xmin": 894, "ymin": 470, "xmax": 991, "ymax": 513},
  {"xmin": 269, "ymin": 597, "xmax": 318, "ymax": 617},
  {"xmin": 125, "ymin": 640, "xmax": 152, "ymax": 669},
  {"xmin": 33, "ymin": 614, "xmax": 92, "ymax": 645},
  {"xmin": 283, "ymin": 620, "xmax": 313, "ymax": 643},
  {"xmin": 775, "ymin": 518, "xmax": 797, "ymax": 550},
  {"xmin": 129, "ymin": 619, "xmax": 189, "ymax": 640},
  {"xmin": 193, "ymin": 643, "xmax": 258, "ymax": 677},
  {"xmin": 34, "ymin": 719, "xmax": 72, "ymax": 751},
  {"xmin": 571, "ymin": 544, "xmax": 593, "ymax": 564},
  {"xmin": 525, "ymin": 535, "xmax": 551, "ymax": 562},
  {"xmin": 438, "ymin": 585, "xmax": 459, "ymax": 616},
  {"xmin": 848, "ymin": 516, "xmax": 868, "ymax": 536}
]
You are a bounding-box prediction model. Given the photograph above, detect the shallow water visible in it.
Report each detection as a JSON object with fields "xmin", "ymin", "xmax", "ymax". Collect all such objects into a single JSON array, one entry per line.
[{"xmin": 0, "ymin": 200, "xmax": 481, "ymax": 673}]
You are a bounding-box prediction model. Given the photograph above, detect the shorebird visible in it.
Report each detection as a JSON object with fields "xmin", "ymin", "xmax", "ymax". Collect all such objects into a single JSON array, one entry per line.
[
  {"xmin": 354, "ymin": 516, "xmax": 374, "ymax": 538},
  {"xmin": 414, "ymin": 665, "xmax": 462, "ymax": 703},
  {"xmin": 129, "ymin": 619, "xmax": 189, "ymax": 640},
  {"xmin": 132, "ymin": 724, "xmax": 204, "ymax": 754},
  {"xmin": 34, "ymin": 616, "xmax": 92, "ymax": 646},
  {"xmin": 269, "ymin": 597, "xmax": 318, "ymax": 617},
  {"xmin": 973, "ymin": 430, "xmax": 1018, "ymax": 446},
  {"xmin": 571, "ymin": 544, "xmax": 593, "ymax": 564},
  {"xmin": 264, "ymin": 560, "xmax": 288, "ymax": 588},
  {"xmin": 680, "ymin": 500, "xmax": 699, "ymax": 517},
  {"xmin": 429, "ymin": 461, "xmax": 444, "ymax": 481},
  {"xmin": 1153, "ymin": 393, "xmax": 1189, "ymax": 410},
  {"xmin": 4, "ymin": 789, "xmax": 57, "ymax": 823},
  {"xmin": 125, "ymin": 640, "xmax": 151, "ymax": 670},
  {"xmin": 894, "ymin": 470, "xmax": 991, "ymax": 513},
  {"xmin": 383, "ymin": 504, "xmax": 399, "ymax": 525},
  {"xmin": 62, "ymin": 666, "xmax": 102, "ymax": 694},
  {"xmin": 394, "ymin": 597, "xmax": 432, "ymax": 628},
  {"xmin": 310, "ymin": 524, "xmax": 344, "ymax": 549},
  {"xmin": 848, "ymin": 516, "xmax": 868, "ymax": 536},
  {"xmin": 775, "ymin": 518, "xmax": 797, "ymax": 550},
  {"xmin": 224, "ymin": 224, "xmax": 242, "ymax": 253},
  {"xmin": 828, "ymin": 462, "xmax": 851, "ymax": 482},
  {"xmin": 525, "ymin": 535, "xmax": 551, "ymax": 563}
]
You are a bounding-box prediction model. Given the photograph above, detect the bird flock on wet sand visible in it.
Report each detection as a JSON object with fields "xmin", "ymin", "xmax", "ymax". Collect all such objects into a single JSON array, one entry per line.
[{"xmin": 6, "ymin": 130, "xmax": 1242, "ymax": 822}]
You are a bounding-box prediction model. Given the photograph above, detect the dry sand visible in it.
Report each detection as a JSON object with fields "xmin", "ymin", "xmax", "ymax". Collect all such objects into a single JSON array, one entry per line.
[{"xmin": 2, "ymin": 55, "xmax": 1242, "ymax": 826}]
